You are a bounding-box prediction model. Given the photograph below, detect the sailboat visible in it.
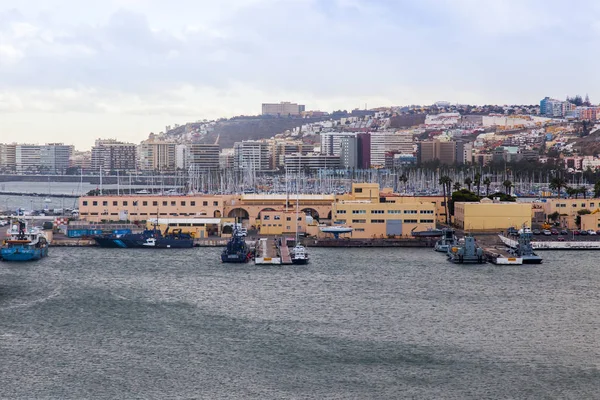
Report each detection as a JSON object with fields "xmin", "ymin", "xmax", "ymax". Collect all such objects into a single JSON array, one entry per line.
[{"xmin": 289, "ymin": 193, "xmax": 309, "ymax": 265}]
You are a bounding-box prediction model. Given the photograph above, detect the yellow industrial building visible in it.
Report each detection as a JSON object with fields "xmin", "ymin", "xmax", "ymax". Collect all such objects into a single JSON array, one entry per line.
[
  {"xmin": 454, "ymin": 199, "xmax": 532, "ymax": 231},
  {"xmin": 332, "ymin": 183, "xmax": 436, "ymax": 238},
  {"xmin": 540, "ymin": 198, "xmax": 600, "ymax": 229}
]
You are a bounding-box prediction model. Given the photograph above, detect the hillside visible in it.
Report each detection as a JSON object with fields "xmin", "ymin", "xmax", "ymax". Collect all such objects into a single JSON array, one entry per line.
[{"xmin": 166, "ymin": 116, "xmax": 329, "ymax": 148}]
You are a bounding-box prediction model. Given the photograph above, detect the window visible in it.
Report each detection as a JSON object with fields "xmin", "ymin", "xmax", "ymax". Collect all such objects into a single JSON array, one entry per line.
[
  {"xmin": 263, "ymin": 216, "xmax": 270, "ymax": 220},
  {"xmin": 404, "ymin": 219, "xmax": 418, "ymax": 223},
  {"xmin": 163, "ymin": 201, "xmax": 168, "ymax": 206},
  {"xmin": 420, "ymin": 219, "xmax": 434, "ymax": 223},
  {"xmin": 352, "ymin": 219, "xmax": 366, "ymax": 223},
  {"xmin": 371, "ymin": 219, "xmax": 385, "ymax": 223},
  {"xmin": 404, "ymin": 210, "xmax": 417, "ymax": 214},
  {"xmin": 140, "ymin": 213, "xmax": 148, "ymax": 216},
  {"xmin": 83, "ymin": 201, "xmax": 88, "ymax": 206},
  {"xmin": 203, "ymin": 201, "xmax": 208, "ymax": 206},
  {"xmin": 133, "ymin": 201, "xmax": 138, "ymax": 206},
  {"xmin": 274, "ymin": 215, "xmax": 281, "ymax": 220},
  {"xmin": 582, "ymin": 203, "xmax": 586, "ymax": 208},
  {"xmin": 171, "ymin": 201, "xmax": 176, "ymax": 206},
  {"xmin": 286, "ymin": 217, "xmax": 291, "ymax": 221},
  {"xmin": 110, "ymin": 212, "xmax": 118, "ymax": 216},
  {"xmin": 388, "ymin": 210, "xmax": 401, "ymax": 214},
  {"xmin": 354, "ymin": 188, "xmax": 363, "ymax": 193},
  {"xmin": 181, "ymin": 201, "xmax": 186, "ymax": 206},
  {"xmin": 572, "ymin": 204, "xmax": 577, "ymax": 207},
  {"xmin": 160, "ymin": 213, "xmax": 167, "ymax": 216},
  {"xmin": 153, "ymin": 201, "xmax": 158, "ymax": 206},
  {"xmin": 130, "ymin": 213, "xmax": 138, "ymax": 216},
  {"xmin": 123, "ymin": 201, "xmax": 128, "ymax": 206},
  {"xmin": 591, "ymin": 203, "xmax": 595, "ymax": 208},
  {"xmin": 90, "ymin": 212, "xmax": 98, "ymax": 215},
  {"xmin": 371, "ymin": 210, "xmax": 384, "ymax": 214},
  {"xmin": 355, "ymin": 228, "xmax": 365, "ymax": 232},
  {"xmin": 143, "ymin": 201, "xmax": 148, "ymax": 206},
  {"xmin": 337, "ymin": 219, "xmax": 346, "ymax": 224},
  {"xmin": 80, "ymin": 212, "xmax": 88, "ymax": 216},
  {"xmin": 420, "ymin": 210, "xmax": 434, "ymax": 214},
  {"xmin": 352, "ymin": 210, "xmax": 366, "ymax": 214},
  {"xmin": 102, "ymin": 201, "xmax": 108, "ymax": 206},
  {"xmin": 213, "ymin": 201, "xmax": 218, "ymax": 206},
  {"xmin": 286, "ymin": 226, "xmax": 291, "ymax": 230},
  {"xmin": 113, "ymin": 201, "xmax": 118, "ymax": 206},
  {"xmin": 92, "ymin": 201, "xmax": 98, "ymax": 206},
  {"xmin": 337, "ymin": 210, "xmax": 346, "ymax": 214},
  {"xmin": 191, "ymin": 201, "xmax": 196, "ymax": 206}
]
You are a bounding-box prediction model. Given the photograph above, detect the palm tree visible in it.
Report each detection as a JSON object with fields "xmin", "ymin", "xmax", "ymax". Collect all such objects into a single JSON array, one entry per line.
[
  {"xmin": 453, "ymin": 182, "xmax": 461, "ymax": 191},
  {"xmin": 549, "ymin": 176, "xmax": 567, "ymax": 198},
  {"xmin": 566, "ymin": 186, "xmax": 576, "ymax": 199},
  {"xmin": 503, "ymin": 179, "xmax": 513, "ymax": 195},
  {"xmin": 579, "ymin": 186, "xmax": 588, "ymax": 199},
  {"xmin": 483, "ymin": 177, "xmax": 491, "ymax": 196},
  {"xmin": 464, "ymin": 177, "xmax": 473, "ymax": 192},
  {"xmin": 438, "ymin": 175, "xmax": 452, "ymax": 225},
  {"xmin": 474, "ymin": 172, "xmax": 482, "ymax": 196},
  {"xmin": 399, "ymin": 174, "xmax": 408, "ymax": 193}
]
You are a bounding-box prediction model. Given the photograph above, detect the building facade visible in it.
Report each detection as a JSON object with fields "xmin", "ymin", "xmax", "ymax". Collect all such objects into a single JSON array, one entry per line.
[
  {"xmin": 261, "ymin": 102, "xmax": 305, "ymax": 116},
  {"xmin": 369, "ymin": 131, "xmax": 414, "ymax": 167},
  {"xmin": 91, "ymin": 139, "xmax": 137, "ymax": 172},
  {"xmin": 454, "ymin": 199, "xmax": 532, "ymax": 231},
  {"xmin": 138, "ymin": 138, "xmax": 176, "ymax": 171},
  {"xmin": 0, "ymin": 143, "xmax": 17, "ymax": 172},
  {"xmin": 234, "ymin": 141, "xmax": 271, "ymax": 171},
  {"xmin": 40, "ymin": 143, "xmax": 73, "ymax": 174},
  {"xmin": 188, "ymin": 144, "xmax": 220, "ymax": 171},
  {"xmin": 283, "ymin": 153, "xmax": 340, "ymax": 172},
  {"xmin": 15, "ymin": 144, "xmax": 41, "ymax": 174}
]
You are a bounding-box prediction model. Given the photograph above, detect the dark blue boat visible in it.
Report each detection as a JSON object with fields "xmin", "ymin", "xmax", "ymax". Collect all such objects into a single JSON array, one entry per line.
[
  {"xmin": 94, "ymin": 226, "xmax": 193, "ymax": 249},
  {"xmin": 221, "ymin": 230, "xmax": 252, "ymax": 263}
]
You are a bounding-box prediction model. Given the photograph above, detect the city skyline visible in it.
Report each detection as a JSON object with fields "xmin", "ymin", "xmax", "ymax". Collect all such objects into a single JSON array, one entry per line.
[{"xmin": 2, "ymin": 0, "xmax": 600, "ymax": 149}]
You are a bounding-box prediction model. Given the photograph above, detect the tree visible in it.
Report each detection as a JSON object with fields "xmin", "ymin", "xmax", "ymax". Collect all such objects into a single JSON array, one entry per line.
[
  {"xmin": 549, "ymin": 176, "xmax": 567, "ymax": 198},
  {"xmin": 438, "ymin": 176, "xmax": 452, "ymax": 225},
  {"xmin": 594, "ymin": 181, "xmax": 600, "ymax": 198},
  {"xmin": 566, "ymin": 186, "xmax": 577, "ymax": 199},
  {"xmin": 474, "ymin": 172, "xmax": 482, "ymax": 196},
  {"xmin": 575, "ymin": 209, "xmax": 591, "ymax": 228},
  {"xmin": 453, "ymin": 182, "xmax": 461, "ymax": 191},
  {"xmin": 483, "ymin": 177, "xmax": 491, "ymax": 196},
  {"xmin": 502, "ymin": 180, "xmax": 513, "ymax": 195},
  {"xmin": 399, "ymin": 174, "xmax": 408, "ymax": 192},
  {"xmin": 579, "ymin": 186, "xmax": 588, "ymax": 199},
  {"xmin": 464, "ymin": 177, "xmax": 473, "ymax": 192},
  {"xmin": 548, "ymin": 211, "xmax": 560, "ymax": 222}
]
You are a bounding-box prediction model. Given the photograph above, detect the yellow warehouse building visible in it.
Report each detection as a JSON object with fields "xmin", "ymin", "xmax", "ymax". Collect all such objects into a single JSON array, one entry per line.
[{"xmin": 454, "ymin": 199, "xmax": 532, "ymax": 231}]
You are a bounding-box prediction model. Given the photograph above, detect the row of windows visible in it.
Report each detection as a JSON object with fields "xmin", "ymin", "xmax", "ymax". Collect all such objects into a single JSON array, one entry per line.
[
  {"xmin": 420, "ymin": 210, "xmax": 434, "ymax": 214},
  {"xmin": 263, "ymin": 216, "xmax": 301, "ymax": 221},
  {"xmin": 82, "ymin": 200, "xmax": 219, "ymax": 207},
  {"xmin": 341, "ymin": 219, "xmax": 434, "ymax": 224},
  {"xmin": 339, "ymin": 209, "xmax": 434, "ymax": 215},
  {"xmin": 556, "ymin": 203, "xmax": 595, "ymax": 208},
  {"xmin": 352, "ymin": 210, "xmax": 366, "ymax": 214}
]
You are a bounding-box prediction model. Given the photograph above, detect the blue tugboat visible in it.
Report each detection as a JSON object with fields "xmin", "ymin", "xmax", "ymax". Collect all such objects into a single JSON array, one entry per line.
[
  {"xmin": 447, "ymin": 234, "xmax": 485, "ymax": 264},
  {"xmin": 1, "ymin": 220, "xmax": 49, "ymax": 261},
  {"xmin": 221, "ymin": 229, "xmax": 252, "ymax": 263},
  {"xmin": 508, "ymin": 230, "xmax": 542, "ymax": 264},
  {"xmin": 434, "ymin": 228, "xmax": 458, "ymax": 253}
]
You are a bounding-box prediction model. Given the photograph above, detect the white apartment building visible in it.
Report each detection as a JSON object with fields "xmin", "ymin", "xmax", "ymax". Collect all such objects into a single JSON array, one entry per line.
[
  {"xmin": 234, "ymin": 141, "xmax": 271, "ymax": 171},
  {"xmin": 16, "ymin": 144, "xmax": 42, "ymax": 174},
  {"xmin": 369, "ymin": 131, "xmax": 415, "ymax": 167},
  {"xmin": 320, "ymin": 132, "xmax": 357, "ymax": 156},
  {"xmin": 40, "ymin": 143, "xmax": 73, "ymax": 174},
  {"xmin": 262, "ymin": 102, "xmax": 305, "ymax": 116}
]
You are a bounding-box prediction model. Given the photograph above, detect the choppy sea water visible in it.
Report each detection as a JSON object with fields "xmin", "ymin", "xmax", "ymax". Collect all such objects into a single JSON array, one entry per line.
[{"xmin": 1, "ymin": 247, "xmax": 599, "ymax": 399}]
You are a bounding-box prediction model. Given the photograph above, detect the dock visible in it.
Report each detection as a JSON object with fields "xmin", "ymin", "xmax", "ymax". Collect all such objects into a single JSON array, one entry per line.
[
  {"xmin": 254, "ymin": 238, "xmax": 282, "ymax": 265},
  {"xmin": 499, "ymin": 235, "xmax": 600, "ymax": 250},
  {"xmin": 306, "ymin": 238, "xmax": 435, "ymax": 248},
  {"xmin": 483, "ymin": 246, "xmax": 523, "ymax": 265},
  {"xmin": 279, "ymin": 238, "xmax": 293, "ymax": 265}
]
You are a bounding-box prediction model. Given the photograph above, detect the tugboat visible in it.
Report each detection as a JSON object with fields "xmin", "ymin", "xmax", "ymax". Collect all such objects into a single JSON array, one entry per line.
[
  {"xmin": 434, "ymin": 228, "xmax": 458, "ymax": 253},
  {"xmin": 447, "ymin": 235, "xmax": 485, "ymax": 264},
  {"xmin": 134, "ymin": 228, "xmax": 194, "ymax": 249},
  {"xmin": 508, "ymin": 230, "xmax": 542, "ymax": 264},
  {"xmin": 221, "ymin": 228, "xmax": 252, "ymax": 263},
  {"xmin": 1, "ymin": 220, "xmax": 49, "ymax": 261}
]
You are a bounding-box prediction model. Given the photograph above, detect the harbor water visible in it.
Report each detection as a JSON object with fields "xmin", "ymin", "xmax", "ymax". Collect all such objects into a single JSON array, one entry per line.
[{"xmin": 1, "ymin": 247, "xmax": 599, "ymax": 399}]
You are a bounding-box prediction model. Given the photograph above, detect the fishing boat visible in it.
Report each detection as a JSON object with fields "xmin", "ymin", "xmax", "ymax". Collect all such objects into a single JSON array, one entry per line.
[
  {"xmin": 132, "ymin": 228, "xmax": 194, "ymax": 249},
  {"xmin": 434, "ymin": 228, "xmax": 457, "ymax": 253},
  {"xmin": 290, "ymin": 194, "xmax": 309, "ymax": 265},
  {"xmin": 1, "ymin": 220, "xmax": 49, "ymax": 261},
  {"xmin": 221, "ymin": 228, "xmax": 252, "ymax": 263},
  {"xmin": 447, "ymin": 235, "xmax": 485, "ymax": 264}
]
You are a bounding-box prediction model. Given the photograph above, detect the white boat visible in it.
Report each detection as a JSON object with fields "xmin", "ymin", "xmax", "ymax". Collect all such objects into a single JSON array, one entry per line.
[
  {"xmin": 320, "ymin": 226, "xmax": 353, "ymax": 234},
  {"xmin": 290, "ymin": 194, "xmax": 309, "ymax": 265},
  {"xmin": 43, "ymin": 198, "xmax": 52, "ymax": 203}
]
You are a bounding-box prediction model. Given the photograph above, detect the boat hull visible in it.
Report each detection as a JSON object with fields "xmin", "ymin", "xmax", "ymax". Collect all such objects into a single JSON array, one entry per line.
[
  {"xmin": 1, "ymin": 247, "xmax": 48, "ymax": 261},
  {"xmin": 221, "ymin": 253, "xmax": 250, "ymax": 263},
  {"xmin": 522, "ymin": 256, "xmax": 543, "ymax": 264},
  {"xmin": 94, "ymin": 237, "xmax": 133, "ymax": 248},
  {"xmin": 291, "ymin": 258, "xmax": 309, "ymax": 265}
]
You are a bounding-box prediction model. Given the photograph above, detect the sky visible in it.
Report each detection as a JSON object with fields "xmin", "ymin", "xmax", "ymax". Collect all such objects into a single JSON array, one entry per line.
[{"xmin": 2, "ymin": 0, "xmax": 600, "ymax": 150}]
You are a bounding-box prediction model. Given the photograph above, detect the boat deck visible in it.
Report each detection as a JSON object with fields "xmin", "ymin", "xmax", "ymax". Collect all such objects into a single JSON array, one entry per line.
[{"xmin": 484, "ymin": 246, "xmax": 523, "ymax": 265}]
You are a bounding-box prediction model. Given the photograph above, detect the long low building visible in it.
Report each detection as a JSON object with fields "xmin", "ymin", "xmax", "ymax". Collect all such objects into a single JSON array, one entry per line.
[{"xmin": 454, "ymin": 199, "xmax": 532, "ymax": 231}]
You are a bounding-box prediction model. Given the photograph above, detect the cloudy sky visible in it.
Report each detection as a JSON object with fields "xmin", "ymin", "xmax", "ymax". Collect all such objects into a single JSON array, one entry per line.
[{"xmin": 2, "ymin": 0, "xmax": 600, "ymax": 149}]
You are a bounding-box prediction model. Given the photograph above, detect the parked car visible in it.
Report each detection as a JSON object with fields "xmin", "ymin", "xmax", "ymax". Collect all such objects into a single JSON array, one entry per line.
[
  {"xmin": 542, "ymin": 229, "xmax": 552, "ymax": 236},
  {"xmin": 557, "ymin": 236, "xmax": 566, "ymax": 241},
  {"xmin": 533, "ymin": 229, "xmax": 542, "ymax": 235},
  {"xmin": 587, "ymin": 230, "xmax": 597, "ymax": 235},
  {"xmin": 550, "ymin": 229, "xmax": 559, "ymax": 235},
  {"xmin": 574, "ymin": 230, "xmax": 581, "ymax": 235},
  {"xmin": 596, "ymin": 229, "xmax": 600, "ymax": 235},
  {"xmin": 561, "ymin": 229, "xmax": 569, "ymax": 235},
  {"xmin": 580, "ymin": 230, "xmax": 588, "ymax": 236}
]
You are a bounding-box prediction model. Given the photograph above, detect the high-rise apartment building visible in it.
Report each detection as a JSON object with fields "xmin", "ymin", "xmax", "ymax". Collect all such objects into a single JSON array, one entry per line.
[
  {"xmin": 219, "ymin": 149, "xmax": 235, "ymax": 170},
  {"xmin": 340, "ymin": 136, "xmax": 358, "ymax": 169},
  {"xmin": 357, "ymin": 133, "xmax": 371, "ymax": 169},
  {"xmin": 188, "ymin": 144, "xmax": 220, "ymax": 171},
  {"xmin": 138, "ymin": 137, "xmax": 176, "ymax": 171},
  {"xmin": 15, "ymin": 145, "xmax": 42, "ymax": 174},
  {"xmin": 0, "ymin": 143, "xmax": 17, "ymax": 172},
  {"xmin": 234, "ymin": 141, "xmax": 271, "ymax": 171},
  {"xmin": 283, "ymin": 153, "xmax": 340, "ymax": 172},
  {"xmin": 320, "ymin": 132, "xmax": 357, "ymax": 156},
  {"xmin": 175, "ymin": 145, "xmax": 189, "ymax": 170},
  {"xmin": 270, "ymin": 140, "xmax": 314, "ymax": 169},
  {"xmin": 262, "ymin": 102, "xmax": 306, "ymax": 116},
  {"xmin": 40, "ymin": 143, "xmax": 73, "ymax": 174},
  {"xmin": 418, "ymin": 140, "xmax": 458, "ymax": 165},
  {"xmin": 91, "ymin": 139, "xmax": 137, "ymax": 172},
  {"xmin": 369, "ymin": 131, "xmax": 414, "ymax": 167}
]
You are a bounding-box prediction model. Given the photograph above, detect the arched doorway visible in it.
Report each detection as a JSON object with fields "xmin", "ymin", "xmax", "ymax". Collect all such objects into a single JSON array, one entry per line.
[
  {"xmin": 302, "ymin": 208, "xmax": 320, "ymax": 221},
  {"xmin": 214, "ymin": 210, "xmax": 221, "ymax": 218},
  {"xmin": 227, "ymin": 208, "xmax": 249, "ymax": 219}
]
